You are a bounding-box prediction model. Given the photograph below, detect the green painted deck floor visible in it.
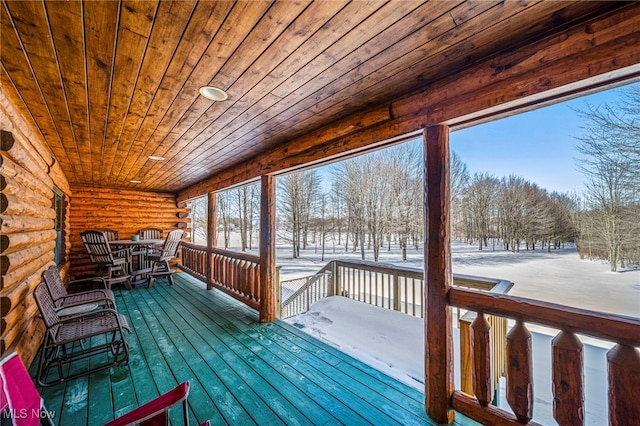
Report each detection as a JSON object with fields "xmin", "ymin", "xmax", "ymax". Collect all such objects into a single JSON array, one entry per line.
[{"xmin": 36, "ymin": 273, "xmax": 477, "ymax": 425}]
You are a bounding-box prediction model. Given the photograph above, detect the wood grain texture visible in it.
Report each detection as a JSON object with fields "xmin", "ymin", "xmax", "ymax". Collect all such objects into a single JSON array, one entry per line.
[
  {"xmin": 422, "ymin": 125, "xmax": 454, "ymax": 423},
  {"xmin": 471, "ymin": 313, "xmax": 493, "ymax": 407},
  {"xmin": 506, "ymin": 321, "xmax": 533, "ymax": 424},
  {"xmin": 552, "ymin": 331, "xmax": 584, "ymax": 426},
  {"xmin": 607, "ymin": 344, "xmax": 640, "ymax": 426},
  {"xmin": 0, "ymin": 102, "xmax": 69, "ymax": 365},
  {"xmin": 259, "ymin": 174, "xmax": 276, "ymax": 323},
  {"xmin": 2, "ymin": 0, "xmax": 635, "ymax": 195},
  {"xmin": 68, "ymin": 185, "xmax": 189, "ymax": 277}
]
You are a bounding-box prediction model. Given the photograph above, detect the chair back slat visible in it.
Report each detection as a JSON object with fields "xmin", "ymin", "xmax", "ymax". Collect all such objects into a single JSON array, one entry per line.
[
  {"xmin": 93, "ymin": 228, "xmax": 119, "ymax": 241},
  {"xmin": 42, "ymin": 265, "xmax": 67, "ymax": 305},
  {"xmin": 81, "ymin": 230, "xmax": 116, "ymax": 265},
  {"xmin": 139, "ymin": 228, "xmax": 163, "ymax": 240},
  {"xmin": 33, "ymin": 284, "xmax": 60, "ymax": 330},
  {"xmin": 160, "ymin": 230, "xmax": 184, "ymax": 261}
]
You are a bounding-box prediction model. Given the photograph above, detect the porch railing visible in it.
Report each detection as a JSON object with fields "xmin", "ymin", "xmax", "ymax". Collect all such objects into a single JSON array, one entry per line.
[
  {"xmin": 180, "ymin": 242, "xmax": 261, "ymax": 310},
  {"xmin": 448, "ymin": 287, "xmax": 640, "ymax": 424},
  {"xmin": 279, "ymin": 259, "xmax": 513, "ymax": 403}
]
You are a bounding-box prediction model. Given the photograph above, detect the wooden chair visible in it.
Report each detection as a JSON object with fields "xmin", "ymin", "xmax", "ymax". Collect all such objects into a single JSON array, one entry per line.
[
  {"xmin": 33, "ymin": 283, "xmax": 130, "ymax": 387},
  {"xmin": 139, "ymin": 227, "xmax": 163, "ymax": 240},
  {"xmin": 42, "ymin": 265, "xmax": 116, "ymax": 314},
  {"xmin": 81, "ymin": 230, "xmax": 132, "ymax": 289},
  {"xmin": 93, "ymin": 228, "xmax": 119, "ymax": 241},
  {"xmin": 147, "ymin": 230, "xmax": 184, "ymax": 287},
  {"xmin": 1, "ymin": 352, "xmax": 208, "ymax": 426}
]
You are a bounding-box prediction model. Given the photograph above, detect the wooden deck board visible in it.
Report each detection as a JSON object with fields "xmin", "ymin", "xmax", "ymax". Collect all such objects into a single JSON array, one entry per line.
[{"xmin": 33, "ymin": 273, "xmax": 478, "ymax": 425}]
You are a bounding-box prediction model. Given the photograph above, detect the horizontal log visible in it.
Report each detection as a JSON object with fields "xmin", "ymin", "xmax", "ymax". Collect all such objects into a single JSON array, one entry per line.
[
  {"xmin": 0, "ymin": 315, "xmax": 41, "ymax": 361},
  {"xmin": 0, "ymin": 215, "xmax": 54, "ymax": 234},
  {"xmin": 0, "ymin": 302, "xmax": 38, "ymax": 352},
  {"xmin": 451, "ymin": 391, "xmax": 542, "ymax": 426},
  {"xmin": 208, "ymin": 247, "xmax": 260, "ymax": 264},
  {"xmin": 176, "ymin": 211, "xmax": 189, "ymax": 218},
  {"xmin": 0, "ymin": 130, "xmax": 52, "ymax": 186},
  {"xmin": 11, "ymin": 320, "xmax": 45, "ymax": 367},
  {"xmin": 1, "ymin": 193, "xmax": 54, "ymax": 218},
  {"xmin": 0, "ymin": 153, "xmax": 52, "ymax": 199},
  {"xmin": 0, "ymin": 303, "xmax": 38, "ymax": 354},
  {"xmin": 0, "ymin": 230, "xmax": 57, "ymax": 254},
  {"xmin": 1, "ymin": 262, "xmax": 56, "ymax": 315},
  {"xmin": 71, "ymin": 185, "xmax": 177, "ymax": 200},
  {"xmin": 69, "ymin": 211, "xmax": 188, "ymax": 220},
  {"xmin": 1, "ymin": 174, "xmax": 52, "ymax": 208},
  {"xmin": 449, "ymin": 287, "xmax": 640, "ymax": 347},
  {"xmin": 2, "ymin": 251, "xmax": 54, "ymax": 291},
  {"xmin": 1, "ymin": 240, "xmax": 56, "ymax": 275},
  {"xmin": 70, "ymin": 198, "xmax": 187, "ymax": 210}
]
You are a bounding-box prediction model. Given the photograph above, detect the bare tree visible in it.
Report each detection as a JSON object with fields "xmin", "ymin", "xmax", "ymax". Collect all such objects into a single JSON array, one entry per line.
[
  {"xmin": 575, "ymin": 86, "xmax": 640, "ymax": 271},
  {"xmin": 279, "ymin": 170, "xmax": 321, "ymax": 258}
]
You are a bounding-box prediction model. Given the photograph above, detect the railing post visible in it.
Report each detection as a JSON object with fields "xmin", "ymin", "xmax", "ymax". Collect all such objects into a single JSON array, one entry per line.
[
  {"xmin": 393, "ymin": 271, "xmax": 400, "ymax": 312},
  {"xmin": 206, "ymin": 191, "xmax": 216, "ymax": 290},
  {"xmin": 329, "ymin": 261, "xmax": 337, "ymax": 296},
  {"xmin": 423, "ymin": 124, "xmax": 454, "ymax": 424},
  {"xmin": 459, "ymin": 313, "xmax": 473, "ymax": 396},
  {"xmin": 607, "ymin": 344, "xmax": 640, "ymax": 425},
  {"xmin": 275, "ymin": 266, "xmax": 282, "ymax": 319},
  {"xmin": 259, "ymin": 174, "xmax": 276, "ymax": 323}
]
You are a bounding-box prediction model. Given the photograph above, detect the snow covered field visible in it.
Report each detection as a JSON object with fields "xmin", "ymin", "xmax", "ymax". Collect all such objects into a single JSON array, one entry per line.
[{"xmin": 274, "ymin": 240, "xmax": 638, "ymax": 425}]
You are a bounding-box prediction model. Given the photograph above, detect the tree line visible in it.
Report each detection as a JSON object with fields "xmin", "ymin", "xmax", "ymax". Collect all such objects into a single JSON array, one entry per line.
[{"xmin": 189, "ymin": 85, "xmax": 639, "ymax": 271}]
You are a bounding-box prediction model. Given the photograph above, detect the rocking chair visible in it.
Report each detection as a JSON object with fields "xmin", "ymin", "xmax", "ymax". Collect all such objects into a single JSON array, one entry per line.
[{"xmin": 33, "ymin": 283, "xmax": 130, "ymax": 387}]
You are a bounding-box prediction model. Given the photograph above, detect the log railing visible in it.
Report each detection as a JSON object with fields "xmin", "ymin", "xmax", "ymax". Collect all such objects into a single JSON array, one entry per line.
[
  {"xmin": 180, "ymin": 243, "xmax": 261, "ymax": 310},
  {"xmin": 448, "ymin": 287, "xmax": 640, "ymax": 424}
]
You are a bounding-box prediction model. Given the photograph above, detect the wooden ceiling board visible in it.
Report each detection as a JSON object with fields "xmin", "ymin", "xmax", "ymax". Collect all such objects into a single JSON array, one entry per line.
[
  {"xmin": 44, "ymin": 1, "xmax": 89, "ymax": 184},
  {"xmin": 150, "ymin": 0, "xmax": 427, "ymax": 189},
  {"xmin": 157, "ymin": 0, "xmax": 481, "ymax": 186},
  {"xmin": 106, "ymin": 0, "xmax": 195, "ymax": 181},
  {"xmin": 83, "ymin": 0, "xmax": 120, "ymax": 184},
  {"xmin": 1, "ymin": 0, "xmax": 632, "ymax": 194},
  {"xmin": 0, "ymin": 3, "xmax": 76, "ymax": 182},
  {"xmin": 117, "ymin": 0, "xmax": 271, "ymax": 185},
  {"xmin": 115, "ymin": 1, "xmax": 233, "ymax": 184},
  {"xmin": 131, "ymin": 0, "xmax": 323, "ymax": 188}
]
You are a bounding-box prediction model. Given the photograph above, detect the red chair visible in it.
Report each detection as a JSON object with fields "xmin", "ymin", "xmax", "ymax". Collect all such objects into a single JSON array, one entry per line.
[
  {"xmin": 104, "ymin": 382, "xmax": 190, "ymax": 426},
  {"xmin": 0, "ymin": 351, "xmax": 209, "ymax": 426},
  {"xmin": 0, "ymin": 352, "xmax": 53, "ymax": 426}
]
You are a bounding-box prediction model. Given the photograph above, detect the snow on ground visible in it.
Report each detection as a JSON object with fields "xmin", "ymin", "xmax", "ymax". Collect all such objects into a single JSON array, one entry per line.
[{"xmin": 276, "ymin": 239, "xmax": 638, "ymax": 426}]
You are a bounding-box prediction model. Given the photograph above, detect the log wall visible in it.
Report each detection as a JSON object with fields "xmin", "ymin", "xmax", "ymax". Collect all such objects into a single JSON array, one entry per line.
[
  {"xmin": 1, "ymin": 91, "xmax": 70, "ymax": 366},
  {"xmin": 69, "ymin": 186, "xmax": 190, "ymax": 277}
]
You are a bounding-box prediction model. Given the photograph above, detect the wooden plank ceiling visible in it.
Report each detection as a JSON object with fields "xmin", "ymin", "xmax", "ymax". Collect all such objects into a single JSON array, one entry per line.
[{"xmin": 0, "ymin": 0, "xmax": 619, "ymax": 193}]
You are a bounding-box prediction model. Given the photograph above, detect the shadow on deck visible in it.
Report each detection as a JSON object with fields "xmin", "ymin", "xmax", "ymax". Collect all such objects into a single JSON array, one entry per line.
[{"xmin": 36, "ymin": 273, "xmax": 476, "ymax": 425}]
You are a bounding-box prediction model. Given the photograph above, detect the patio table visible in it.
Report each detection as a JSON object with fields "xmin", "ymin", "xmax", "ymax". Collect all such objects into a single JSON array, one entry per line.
[{"xmin": 109, "ymin": 239, "xmax": 164, "ymax": 286}]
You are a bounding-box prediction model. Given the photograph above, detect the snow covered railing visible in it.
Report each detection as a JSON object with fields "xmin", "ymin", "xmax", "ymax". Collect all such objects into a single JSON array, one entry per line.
[
  {"xmin": 448, "ymin": 287, "xmax": 640, "ymax": 425},
  {"xmin": 180, "ymin": 243, "xmax": 261, "ymax": 310}
]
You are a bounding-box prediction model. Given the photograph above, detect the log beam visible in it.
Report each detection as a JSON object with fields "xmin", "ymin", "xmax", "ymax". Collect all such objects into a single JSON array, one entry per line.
[
  {"xmin": 206, "ymin": 191, "xmax": 217, "ymax": 289},
  {"xmin": 259, "ymin": 175, "xmax": 276, "ymax": 323},
  {"xmin": 423, "ymin": 124, "xmax": 454, "ymax": 423}
]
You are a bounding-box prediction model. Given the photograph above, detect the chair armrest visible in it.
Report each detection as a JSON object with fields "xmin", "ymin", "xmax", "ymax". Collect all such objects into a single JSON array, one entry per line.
[
  {"xmin": 103, "ymin": 382, "xmax": 190, "ymax": 426},
  {"xmin": 57, "ymin": 308, "xmax": 119, "ymax": 325},
  {"xmin": 112, "ymin": 247, "xmax": 132, "ymax": 256},
  {"xmin": 56, "ymin": 295, "xmax": 113, "ymax": 308}
]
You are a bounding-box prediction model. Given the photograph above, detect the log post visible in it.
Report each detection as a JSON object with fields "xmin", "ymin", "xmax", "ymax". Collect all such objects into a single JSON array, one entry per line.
[
  {"xmin": 206, "ymin": 191, "xmax": 217, "ymax": 290},
  {"xmin": 471, "ymin": 312, "xmax": 493, "ymax": 407},
  {"xmin": 607, "ymin": 344, "xmax": 640, "ymax": 425},
  {"xmin": 552, "ymin": 331, "xmax": 584, "ymax": 425},
  {"xmin": 506, "ymin": 320, "xmax": 533, "ymax": 423},
  {"xmin": 459, "ymin": 314, "xmax": 473, "ymax": 396},
  {"xmin": 259, "ymin": 175, "xmax": 276, "ymax": 323},
  {"xmin": 423, "ymin": 124, "xmax": 454, "ymax": 424}
]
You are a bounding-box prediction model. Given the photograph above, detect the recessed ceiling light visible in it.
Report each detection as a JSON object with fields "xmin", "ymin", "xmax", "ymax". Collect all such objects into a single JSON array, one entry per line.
[
  {"xmin": 148, "ymin": 155, "xmax": 165, "ymax": 161},
  {"xmin": 199, "ymin": 86, "xmax": 228, "ymax": 101},
  {"xmin": 130, "ymin": 180, "xmax": 141, "ymax": 184}
]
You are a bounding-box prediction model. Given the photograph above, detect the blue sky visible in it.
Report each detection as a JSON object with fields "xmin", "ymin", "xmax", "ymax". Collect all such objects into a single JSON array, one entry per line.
[
  {"xmin": 450, "ymin": 83, "xmax": 636, "ymax": 194},
  {"xmin": 311, "ymin": 82, "xmax": 636, "ymax": 194}
]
